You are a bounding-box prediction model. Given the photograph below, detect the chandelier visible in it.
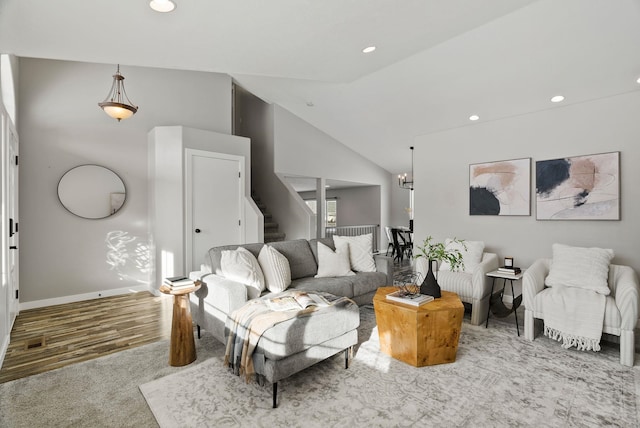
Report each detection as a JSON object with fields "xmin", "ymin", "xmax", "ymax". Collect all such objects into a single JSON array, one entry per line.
[
  {"xmin": 98, "ymin": 64, "xmax": 138, "ymax": 122},
  {"xmin": 398, "ymin": 146, "xmax": 414, "ymax": 190}
]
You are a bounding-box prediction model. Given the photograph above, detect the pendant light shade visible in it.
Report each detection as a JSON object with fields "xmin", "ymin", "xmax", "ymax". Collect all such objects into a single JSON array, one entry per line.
[{"xmin": 98, "ymin": 65, "xmax": 138, "ymax": 121}]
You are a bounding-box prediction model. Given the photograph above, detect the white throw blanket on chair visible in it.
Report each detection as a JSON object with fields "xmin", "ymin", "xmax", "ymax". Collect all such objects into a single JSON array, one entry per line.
[{"xmin": 542, "ymin": 285, "xmax": 606, "ymax": 352}]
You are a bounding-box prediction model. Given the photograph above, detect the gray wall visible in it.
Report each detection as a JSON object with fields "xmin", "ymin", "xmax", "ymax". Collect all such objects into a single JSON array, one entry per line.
[
  {"xmin": 18, "ymin": 58, "xmax": 232, "ymax": 307},
  {"xmin": 299, "ymin": 186, "xmax": 381, "ymax": 228},
  {"xmin": 333, "ymin": 186, "xmax": 380, "ymax": 227},
  {"xmin": 413, "ymin": 90, "xmax": 640, "ymax": 277}
]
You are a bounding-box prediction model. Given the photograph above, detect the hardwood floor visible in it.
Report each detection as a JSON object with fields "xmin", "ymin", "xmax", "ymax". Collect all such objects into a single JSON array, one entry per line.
[
  {"xmin": 0, "ymin": 260, "xmax": 412, "ymax": 384},
  {"xmin": 0, "ymin": 291, "xmax": 171, "ymax": 383}
]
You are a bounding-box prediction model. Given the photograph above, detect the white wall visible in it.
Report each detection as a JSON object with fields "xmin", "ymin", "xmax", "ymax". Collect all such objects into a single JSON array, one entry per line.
[
  {"xmin": 390, "ymin": 180, "xmax": 412, "ymax": 230},
  {"xmin": 272, "ymin": 105, "xmax": 391, "ymax": 247},
  {"xmin": 0, "ymin": 54, "xmax": 18, "ymax": 126},
  {"xmin": 148, "ymin": 126, "xmax": 260, "ymax": 290},
  {"xmin": 18, "ymin": 58, "xmax": 232, "ymax": 307},
  {"xmin": 413, "ymin": 91, "xmax": 640, "ymax": 277},
  {"xmin": 234, "ymin": 90, "xmax": 391, "ymax": 245}
]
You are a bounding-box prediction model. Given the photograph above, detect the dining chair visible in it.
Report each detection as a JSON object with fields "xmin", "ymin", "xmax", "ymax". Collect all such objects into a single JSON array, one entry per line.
[
  {"xmin": 390, "ymin": 228, "xmax": 410, "ymax": 262},
  {"xmin": 384, "ymin": 226, "xmax": 395, "ymax": 257}
]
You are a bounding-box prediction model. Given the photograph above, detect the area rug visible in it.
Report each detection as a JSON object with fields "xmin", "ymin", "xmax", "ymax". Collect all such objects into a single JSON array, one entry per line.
[{"xmin": 140, "ymin": 306, "xmax": 640, "ymax": 427}]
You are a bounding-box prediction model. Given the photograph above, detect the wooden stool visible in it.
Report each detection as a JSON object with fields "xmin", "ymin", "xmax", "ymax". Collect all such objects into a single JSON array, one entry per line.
[{"xmin": 159, "ymin": 283, "xmax": 201, "ymax": 366}]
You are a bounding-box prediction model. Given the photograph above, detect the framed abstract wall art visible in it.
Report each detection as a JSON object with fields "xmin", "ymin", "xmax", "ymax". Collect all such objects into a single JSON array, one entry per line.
[
  {"xmin": 469, "ymin": 158, "xmax": 531, "ymax": 216},
  {"xmin": 535, "ymin": 151, "xmax": 620, "ymax": 220}
]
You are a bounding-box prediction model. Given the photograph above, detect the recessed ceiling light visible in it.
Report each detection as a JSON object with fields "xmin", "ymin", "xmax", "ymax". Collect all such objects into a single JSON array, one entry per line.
[
  {"xmin": 469, "ymin": 115, "xmax": 480, "ymax": 121},
  {"xmin": 306, "ymin": 101, "xmax": 314, "ymax": 107},
  {"xmin": 550, "ymin": 95, "xmax": 565, "ymax": 103},
  {"xmin": 150, "ymin": 0, "xmax": 176, "ymax": 12},
  {"xmin": 636, "ymin": 77, "xmax": 640, "ymax": 84},
  {"xmin": 362, "ymin": 46, "xmax": 376, "ymax": 54}
]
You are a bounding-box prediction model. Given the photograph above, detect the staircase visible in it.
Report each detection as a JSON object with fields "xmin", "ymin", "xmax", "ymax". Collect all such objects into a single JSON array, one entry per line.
[{"xmin": 254, "ymin": 195, "xmax": 286, "ymax": 243}]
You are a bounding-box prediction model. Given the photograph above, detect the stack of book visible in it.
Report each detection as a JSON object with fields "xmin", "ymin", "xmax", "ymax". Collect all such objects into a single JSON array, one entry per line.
[
  {"xmin": 498, "ymin": 266, "xmax": 522, "ymax": 275},
  {"xmin": 164, "ymin": 276, "xmax": 196, "ymax": 289},
  {"xmin": 386, "ymin": 290, "xmax": 434, "ymax": 306}
]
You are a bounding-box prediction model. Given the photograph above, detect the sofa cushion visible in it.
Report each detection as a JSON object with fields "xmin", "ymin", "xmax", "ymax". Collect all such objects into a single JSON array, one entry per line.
[
  {"xmin": 255, "ymin": 297, "xmax": 360, "ymax": 361},
  {"xmin": 288, "ymin": 276, "xmax": 355, "ymax": 298},
  {"xmin": 333, "ymin": 234, "xmax": 376, "ymax": 272},
  {"xmin": 206, "ymin": 243, "xmax": 264, "ymax": 276},
  {"xmin": 220, "ymin": 247, "xmax": 265, "ymax": 294},
  {"xmin": 258, "ymin": 245, "xmax": 292, "ymax": 293},
  {"xmin": 315, "ymin": 242, "xmax": 355, "ymax": 278},
  {"xmin": 545, "ymin": 243, "xmax": 614, "ymax": 295},
  {"xmin": 349, "ymin": 272, "xmax": 386, "ymax": 298},
  {"xmin": 309, "ymin": 238, "xmax": 335, "ymax": 262},
  {"xmin": 268, "ymin": 239, "xmax": 318, "ymax": 280}
]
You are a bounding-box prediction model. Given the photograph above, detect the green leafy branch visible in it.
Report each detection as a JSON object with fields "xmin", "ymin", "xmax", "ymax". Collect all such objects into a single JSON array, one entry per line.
[{"xmin": 414, "ymin": 236, "xmax": 466, "ymax": 272}]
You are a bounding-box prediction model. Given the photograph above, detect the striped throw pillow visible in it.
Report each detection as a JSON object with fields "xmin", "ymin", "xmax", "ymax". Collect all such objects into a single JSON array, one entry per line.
[{"xmin": 258, "ymin": 245, "xmax": 292, "ymax": 293}]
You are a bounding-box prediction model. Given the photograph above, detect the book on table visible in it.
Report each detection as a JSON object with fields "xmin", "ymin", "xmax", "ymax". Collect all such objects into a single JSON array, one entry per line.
[
  {"xmin": 497, "ymin": 266, "xmax": 521, "ymax": 274},
  {"xmin": 163, "ymin": 276, "xmax": 196, "ymax": 288},
  {"xmin": 266, "ymin": 292, "xmax": 331, "ymax": 311},
  {"xmin": 386, "ymin": 290, "xmax": 434, "ymax": 306}
]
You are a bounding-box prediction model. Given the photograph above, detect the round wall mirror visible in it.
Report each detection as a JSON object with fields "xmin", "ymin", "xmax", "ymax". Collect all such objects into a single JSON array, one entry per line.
[{"xmin": 57, "ymin": 165, "xmax": 126, "ymax": 219}]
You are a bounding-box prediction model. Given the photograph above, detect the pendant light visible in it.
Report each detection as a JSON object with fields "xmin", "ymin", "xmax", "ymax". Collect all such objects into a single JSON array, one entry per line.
[
  {"xmin": 98, "ymin": 64, "xmax": 138, "ymax": 122},
  {"xmin": 398, "ymin": 146, "xmax": 414, "ymax": 190}
]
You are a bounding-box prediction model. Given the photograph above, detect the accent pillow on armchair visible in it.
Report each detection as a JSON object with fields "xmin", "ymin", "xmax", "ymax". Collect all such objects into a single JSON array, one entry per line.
[
  {"xmin": 545, "ymin": 243, "xmax": 613, "ymax": 294},
  {"xmin": 438, "ymin": 239, "xmax": 485, "ymax": 274}
]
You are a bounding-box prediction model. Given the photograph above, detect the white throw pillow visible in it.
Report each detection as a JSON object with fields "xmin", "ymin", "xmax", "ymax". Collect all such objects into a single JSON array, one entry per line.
[
  {"xmin": 258, "ymin": 245, "xmax": 292, "ymax": 293},
  {"xmin": 315, "ymin": 242, "xmax": 355, "ymax": 278},
  {"xmin": 333, "ymin": 234, "xmax": 376, "ymax": 272},
  {"xmin": 439, "ymin": 239, "xmax": 484, "ymax": 274},
  {"xmin": 220, "ymin": 247, "xmax": 266, "ymax": 294},
  {"xmin": 545, "ymin": 243, "xmax": 613, "ymax": 295}
]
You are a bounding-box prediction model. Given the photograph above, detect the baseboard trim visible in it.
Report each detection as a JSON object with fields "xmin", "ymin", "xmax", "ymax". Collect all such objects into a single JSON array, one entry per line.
[
  {"xmin": 19, "ymin": 285, "xmax": 151, "ymax": 311},
  {"xmin": 0, "ymin": 333, "xmax": 9, "ymax": 372}
]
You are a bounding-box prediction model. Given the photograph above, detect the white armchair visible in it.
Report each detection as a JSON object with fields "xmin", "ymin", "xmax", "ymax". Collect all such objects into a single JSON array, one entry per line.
[
  {"xmin": 524, "ymin": 258, "xmax": 640, "ymax": 366},
  {"xmin": 415, "ymin": 252, "xmax": 499, "ymax": 325}
]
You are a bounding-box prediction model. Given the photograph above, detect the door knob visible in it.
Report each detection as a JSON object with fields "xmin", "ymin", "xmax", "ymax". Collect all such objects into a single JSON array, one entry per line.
[{"xmin": 195, "ymin": 229, "xmax": 201, "ymax": 233}]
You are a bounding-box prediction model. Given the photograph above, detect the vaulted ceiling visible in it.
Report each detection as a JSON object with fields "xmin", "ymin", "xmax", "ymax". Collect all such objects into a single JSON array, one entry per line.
[{"xmin": 1, "ymin": 0, "xmax": 639, "ymax": 174}]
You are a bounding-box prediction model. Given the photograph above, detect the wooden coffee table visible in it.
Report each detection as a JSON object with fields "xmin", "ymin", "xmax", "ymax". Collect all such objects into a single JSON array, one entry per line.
[
  {"xmin": 373, "ymin": 287, "xmax": 464, "ymax": 367},
  {"xmin": 159, "ymin": 282, "xmax": 201, "ymax": 367}
]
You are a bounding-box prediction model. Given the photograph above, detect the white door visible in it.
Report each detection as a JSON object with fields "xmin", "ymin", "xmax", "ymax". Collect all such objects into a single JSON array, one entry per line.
[
  {"xmin": 6, "ymin": 124, "xmax": 18, "ymax": 324},
  {"xmin": 186, "ymin": 149, "xmax": 244, "ymax": 272}
]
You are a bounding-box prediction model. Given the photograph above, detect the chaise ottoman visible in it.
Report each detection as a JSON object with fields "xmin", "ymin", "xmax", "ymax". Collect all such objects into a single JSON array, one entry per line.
[{"xmin": 226, "ymin": 293, "xmax": 360, "ymax": 408}]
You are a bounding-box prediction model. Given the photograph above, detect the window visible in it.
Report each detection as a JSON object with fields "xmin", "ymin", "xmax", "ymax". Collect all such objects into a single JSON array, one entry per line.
[
  {"xmin": 305, "ymin": 199, "xmax": 337, "ymax": 227},
  {"xmin": 326, "ymin": 200, "xmax": 337, "ymax": 227}
]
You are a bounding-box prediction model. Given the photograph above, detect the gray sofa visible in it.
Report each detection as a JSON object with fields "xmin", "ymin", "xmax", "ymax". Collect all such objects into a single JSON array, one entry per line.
[{"xmin": 189, "ymin": 237, "xmax": 393, "ymax": 344}]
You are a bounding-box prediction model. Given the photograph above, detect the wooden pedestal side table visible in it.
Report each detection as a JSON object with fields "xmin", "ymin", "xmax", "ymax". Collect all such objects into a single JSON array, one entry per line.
[
  {"xmin": 373, "ymin": 287, "xmax": 464, "ymax": 367},
  {"xmin": 159, "ymin": 282, "xmax": 201, "ymax": 367}
]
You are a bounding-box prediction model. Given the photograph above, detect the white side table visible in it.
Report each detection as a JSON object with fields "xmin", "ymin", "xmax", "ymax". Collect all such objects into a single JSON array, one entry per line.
[{"xmin": 485, "ymin": 270, "xmax": 524, "ymax": 336}]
